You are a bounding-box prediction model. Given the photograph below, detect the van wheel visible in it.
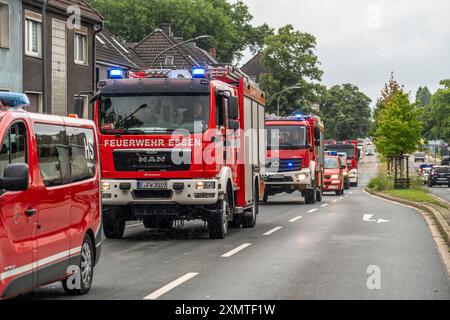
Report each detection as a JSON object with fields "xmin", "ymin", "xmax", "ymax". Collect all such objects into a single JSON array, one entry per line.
[
  {"xmin": 103, "ymin": 206, "xmax": 125, "ymax": 239},
  {"xmin": 62, "ymin": 235, "xmax": 94, "ymax": 295},
  {"xmin": 208, "ymin": 193, "xmax": 231, "ymax": 239},
  {"xmin": 242, "ymin": 184, "xmax": 258, "ymax": 228}
]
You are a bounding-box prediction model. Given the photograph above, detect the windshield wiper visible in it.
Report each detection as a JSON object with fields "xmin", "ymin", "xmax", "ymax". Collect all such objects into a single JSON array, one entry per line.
[{"xmin": 115, "ymin": 104, "xmax": 148, "ymax": 128}]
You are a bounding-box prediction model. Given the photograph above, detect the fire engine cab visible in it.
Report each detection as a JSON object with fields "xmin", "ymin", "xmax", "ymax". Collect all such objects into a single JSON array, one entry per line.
[
  {"xmin": 325, "ymin": 141, "xmax": 359, "ymax": 187},
  {"xmin": 263, "ymin": 114, "xmax": 325, "ymax": 204},
  {"xmin": 94, "ymin": 66, "xmax": 266, "ymax": 239}
]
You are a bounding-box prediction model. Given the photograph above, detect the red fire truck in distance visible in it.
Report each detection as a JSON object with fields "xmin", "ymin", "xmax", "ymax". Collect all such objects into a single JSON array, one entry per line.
[
  {"xmin": 263, "ymin": 114, "xmax": 325, "ymax": 204},
  {"xmin": 94, "ymin": 66, "xmax": 266, "ymax": 239},
  {"xmin": 325, "ymin": 141, "xmax": 359, "ymax": 187}
]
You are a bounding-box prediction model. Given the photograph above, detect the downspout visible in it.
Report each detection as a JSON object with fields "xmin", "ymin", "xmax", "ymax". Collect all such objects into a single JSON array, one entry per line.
[
  {"xmin": 91, "ymin": 23, "xmax": 103, "ymax": 119},
  {"xmin": 42, "ymin": 0, "xmax": 50, "ymax": 114}
]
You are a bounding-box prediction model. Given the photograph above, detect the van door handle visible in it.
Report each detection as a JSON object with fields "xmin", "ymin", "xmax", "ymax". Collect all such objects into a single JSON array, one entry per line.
[{"xmin": 25, "ymin": 209, "xmax": 36, "ymax": 217}]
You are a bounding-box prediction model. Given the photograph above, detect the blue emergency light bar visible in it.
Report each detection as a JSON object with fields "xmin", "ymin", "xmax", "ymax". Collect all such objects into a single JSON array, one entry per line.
[
  {"xmin": 0, "ymin": 92, "xmax": 30, "ymax": 107},
  {"xmin": 326, "ymin": 151, "xmax": 338, "ymax": 156},
  {"xmin": 191, "ymin": 66, "xmax": 207, "ymax": 79},
  {"xmin": 108, "ymin": 68, "xmax": 125, "ymax": 79}
]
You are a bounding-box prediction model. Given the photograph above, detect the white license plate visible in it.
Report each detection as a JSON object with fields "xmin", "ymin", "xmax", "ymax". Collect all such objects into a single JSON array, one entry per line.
[
  {"xmin": 137, "ymin": 181, "xmax": 168, "ymax": 190},
  {"xmin": 270, "ymin": 174, "xmax": 285, "ymax": 179},
  {"xmin": 328, "ymin": 185, "xmax": 338, "ymax": 190}
]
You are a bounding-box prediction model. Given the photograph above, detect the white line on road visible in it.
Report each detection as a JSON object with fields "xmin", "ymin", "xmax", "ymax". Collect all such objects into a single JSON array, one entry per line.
[
  {"xmin": 339, "ymin": 197, "xmax": 344, "ymax": 200},
  {"xmin": 321, "ymin": 204, "xmax": 329, "ymax": 207},
  {"xmin": 126, "ymin": 223, "xmax": 143, "ymax": 229},
  {"xmin": 143, "ymin": 273, "xmax": 199, "ymax": 300},
  {"xmin": 263, "ymin": 226, "xmax": 283, "ymax": 236},
  {"xmin": 349, "ymin": 192, "xmax": 353, "ymax": 195},
  {"xmin": 221, "ymin": 243, "xmax": 252, "ymax": 258},
  {"xmin": 307, "ymin": 209, "xmax": 318, "ymax": 213},
  {"xmin": 332, "ymin": 200, "xmax": 338, "ymax": 203},
  {"xmin": 289, "ymin": 216, "xmax": 303, "ymax": 222}
]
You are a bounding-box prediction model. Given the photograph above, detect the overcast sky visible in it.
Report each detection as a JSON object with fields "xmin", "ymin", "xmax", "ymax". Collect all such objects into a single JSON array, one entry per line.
[{"xmin": 238, "ymin": 0, "xmax": 450, "ymax": 105}]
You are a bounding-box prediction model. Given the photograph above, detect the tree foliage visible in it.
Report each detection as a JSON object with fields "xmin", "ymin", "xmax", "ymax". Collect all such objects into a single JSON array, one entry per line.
[
  {"xmin": 259, "ymin": 25, "xmax": 323, "ymax": 115},
  {"xmin": 319, "ymin": 84, "xmax": 372, "ymax": 140},
  {"xmin": 423, "ymin": 80, "xmax": 450, "ymax": 140},
  {"xmin": 415, "ymin": 86, "xmax": 432, "ymax": 108},
  {"xmin": 373, "ymin": 76, "xmax": 423, "ymax": 157},
  {"xmin": 87, "ymin": 0, "xmax": 273, "ymax": 63}
]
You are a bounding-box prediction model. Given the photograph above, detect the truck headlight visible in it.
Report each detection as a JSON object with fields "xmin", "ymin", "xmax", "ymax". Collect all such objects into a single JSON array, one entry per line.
[
  {"xmin": 296, "ymin": 173, "xmax": 307, "ymax": 181},
  {"xmin": 343, "ymin": 171, "xmax": 348, "ymax": 176},
  {"xmin": 331, "ymin": 175, "xmax": 339, "ymax": 180},
  {"xmin": 195, "ymin": 181, "xmax": 216, "ymax": 190},
  {"xmin": 102, "ymin": 182, "xmax": 111, "ymax": 191}
]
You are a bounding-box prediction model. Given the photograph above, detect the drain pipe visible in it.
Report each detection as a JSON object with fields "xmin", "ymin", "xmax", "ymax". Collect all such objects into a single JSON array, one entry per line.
[{"xmin": 42, "ymin": 0, "xmax": 50, "ymax": 114}]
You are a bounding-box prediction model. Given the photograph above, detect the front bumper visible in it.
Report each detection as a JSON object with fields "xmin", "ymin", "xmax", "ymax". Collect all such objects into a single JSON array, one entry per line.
[
  {"xmin": 262, "ymin": 169, "xmax": 312, "ymax": 189},
  {"xmin": 348, "ymin": 169, "xmax": 358, "ymax": 183},
  {"xmin": 101, "ymin": 179, "xmax": 220, "ymax": 205},
  {"xmin": 323, "ymin": 180, "xmax": 342, "ymax": 191}
]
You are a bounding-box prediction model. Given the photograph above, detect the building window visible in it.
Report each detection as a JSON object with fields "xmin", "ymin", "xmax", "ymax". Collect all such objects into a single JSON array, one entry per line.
[
  {"xmin": 25, "ymin": 13, "xmax": 42, "ymax": 57},
  {"xmin": 0, "ymin": 2, "xmax": 9, "ymax": 48},
  {"xmin": 164, "ymin": 56, "xmax": 174, "ymax": 66},
  {"xmin": 74, "ymin": 32, "xmax": 88, "ymax": 65},
  {"xmin": 25, "ymin": 92, "xmax": 43, "ymax": 113}
]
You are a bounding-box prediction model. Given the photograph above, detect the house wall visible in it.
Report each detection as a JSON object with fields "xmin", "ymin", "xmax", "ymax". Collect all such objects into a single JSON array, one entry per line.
[
  {"xmin": 22, "ymin": 1, "xmax": 97, "ymax": 117},
  {"xmin": 0, "ymin": 0, "xmax": 23, "ymax": 92}
]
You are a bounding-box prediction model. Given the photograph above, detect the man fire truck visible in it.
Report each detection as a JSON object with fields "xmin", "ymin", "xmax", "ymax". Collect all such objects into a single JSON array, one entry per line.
[
  {"xmin": 263, "ymin": 114, "xmax": 325, "ymax": 204},
  {"xmin": 325, "ymin": 141, "xmax": 359, "ymax": 187},
  {"xmin": 92, "ymin": 66, "xmax": 266, "ymax": 239}
]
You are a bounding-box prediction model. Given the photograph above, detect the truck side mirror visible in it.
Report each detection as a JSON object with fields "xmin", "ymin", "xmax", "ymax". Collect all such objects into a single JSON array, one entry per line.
[
  {"xmin": 0, "ymin": 164, "xmax": 29, "ymax": 191},
  {"xmin": 228, "ymin": 96, "xmax": 239, "ymax": 120},
  {"xmin": 228, "ymin": 120, "xmax": 240, "ymax": 131},
  {"xmin": 74, "ymin": 96, "xmax": 85, "ymax": 118}
]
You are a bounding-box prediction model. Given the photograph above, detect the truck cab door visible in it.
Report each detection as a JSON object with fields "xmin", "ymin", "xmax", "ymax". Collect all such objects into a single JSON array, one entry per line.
[{"xmin": 0, "ymin": 121, "xmax": 37, "ymax": 298}]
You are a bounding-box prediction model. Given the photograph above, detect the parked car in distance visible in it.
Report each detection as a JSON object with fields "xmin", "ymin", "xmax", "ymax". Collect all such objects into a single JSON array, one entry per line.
[
  {"xmin": 420, "ymin": 167, "xmax": 432, "ymax": 184},
  {"xmin": 427, "ymin": 165, "xmax": 450, "ymax": 187},
  {"xmin": 413, "ymin": 152, "xmax": 426, "ymax": 162},
  {"xmin": 0, "ymin": 93, "xmax": 102, "ymax": 300},
  {"xmin": 441, "ymin": 156, "xmax": 450, "ymax": 166}
]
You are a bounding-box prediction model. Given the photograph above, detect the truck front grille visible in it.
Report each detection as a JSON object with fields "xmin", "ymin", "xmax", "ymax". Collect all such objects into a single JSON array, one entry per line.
[
  {"xmin": 113, "ymin": 150, "xmax": 190, "ymax": 172},
  {"xmin": 267, "ymin": 158, "xmax": 302, "ymax": 173}
]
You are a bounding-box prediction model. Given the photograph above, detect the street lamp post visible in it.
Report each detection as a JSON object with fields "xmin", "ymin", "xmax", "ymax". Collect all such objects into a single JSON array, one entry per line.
[
  {"xmin": 267, "ymin": 85, "xmax": 301, "ymax": 116},
  {"xmin": 150, "ymin": 35, "xmax": 211, "ymax": 68}
]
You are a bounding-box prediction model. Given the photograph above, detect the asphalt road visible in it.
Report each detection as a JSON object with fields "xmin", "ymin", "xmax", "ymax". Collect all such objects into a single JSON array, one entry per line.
[{"xmin": 25, "ymin": 155, "xmax": 450, "ymax": 300}]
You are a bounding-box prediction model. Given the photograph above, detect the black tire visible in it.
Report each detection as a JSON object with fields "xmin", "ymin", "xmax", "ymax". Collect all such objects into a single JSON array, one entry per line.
[
  {"xmin": 316, "ymin": 186, "xmax": 323, "ymax": 202},
  {"xmin": 304, "ymin": 181, "xmax": 317, "ymax": 205},
  {"xmin": 103, "ymin": 206, "xmax": 125, "ymax": 239},
  {"xmin": 242, "ymin": 183, "xmax": 258, "ymax": 228},
  {"xmin": 62, "ymin": 235, "xmax": 94, "ymax": 296},
  {"xmin": 262, "ymin": 190, "xmax": 269, "ymax": 203},
  {"xmin": 208, "ymin": 191, "xmax": 231, "ymax": 239},
  {"xmin": 344, "ymin": 179, "xmax": 351, "ymax": 190},
  {"xmin": 335, "ymin": 190, "xmax": 341, "ymax": 196},
  {"xmin": 143, "ymin": 217, "xmax": 174, "ymax": 229}
]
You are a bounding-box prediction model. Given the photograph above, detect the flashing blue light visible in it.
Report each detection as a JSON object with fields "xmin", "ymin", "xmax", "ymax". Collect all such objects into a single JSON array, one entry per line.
[
  {"xmin": 288, "ymin": 162, "xmax": 294, "ymax": 167},
  {"xmin": 294, "ymin": 113, "xmax": 303, "ymax": 119},
  {"xmin": 0, "ymin": 92, "xmax": 30, "ymax": 107},
  {"xmin": 108, "ymin": 68, "xmax": 125, "ymax": 79},
  {"xmin": 191, "ymin": 66, "xmax": 207, "ymax": 79}
]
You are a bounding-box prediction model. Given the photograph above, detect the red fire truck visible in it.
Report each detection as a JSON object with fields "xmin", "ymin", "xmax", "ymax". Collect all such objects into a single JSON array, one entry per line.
[
  {"xmin": 325, "ymin": 141, "xmax": 359, "ymax": 187},
  {"xmin": 93, "ymin": 66, "xmax": 266, "ymax": 239},
  {"xmin": 263, "ymin": 114, "xmax": 325, "ymax": 204}
]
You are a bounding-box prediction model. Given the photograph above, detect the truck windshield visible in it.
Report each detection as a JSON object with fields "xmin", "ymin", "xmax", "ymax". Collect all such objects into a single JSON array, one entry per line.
[
  {"xmin": 324, "ymin": 157, "xmax": 339, "ymax": 169},
  {"xmin": 325, "ymin": 144, "xmax": 355, "ymax": 159},
  {"xmin": 267, "ymin": 125, "xmax": 307, "ymax": 150},
  {"xmin": 98, "ymin": 94, "xmax": 210, "ymax": 134}
]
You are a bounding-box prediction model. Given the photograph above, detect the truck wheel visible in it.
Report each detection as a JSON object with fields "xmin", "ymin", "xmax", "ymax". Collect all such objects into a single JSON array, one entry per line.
[
  {"xmin": 208, "ymin": 193, "xmax": 231, "ymax": 239},
  {"xmin": 263, "ymin": 190, "xmax": 269, "ymax": 203},
  {"xmin": 103, "ymin": 206, "xmax": 125, "ymax": 239},
  {"xmin": 304, "ymin": 182, "xmax": 316, "ymax": 205},
  {"xmin": 316, "ymin": 186, "xmax": 323, "ymax": 202},
  {"xmin": 62, "ymin": 235, "xmax": 94, "ymax": 295},
  {"xmin": 242, "ymin": 184, "xmax": 258, "ymax": 228},
  {"xmin": 345, "ymin": 179, "xmax": 351, "ymax": 190}
]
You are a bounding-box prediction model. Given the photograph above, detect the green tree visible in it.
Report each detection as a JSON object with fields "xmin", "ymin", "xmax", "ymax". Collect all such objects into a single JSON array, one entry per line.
[
  {"xmin": 426, "ymin": 80, "xmax": 450, "ymax": 141},
  {"xmin": 373, "ymin": 77, "xmax": 423, "ymax": 157},
  {"xmin": 259, "ymin": 25, "xmax": 323, "ymax": 115},
  {"xmin": 415, "ymin": 86, "xmax": 432, "ymax": 108},
  {"xmin": 319, "ymin": 84, "xmax": 372, "ymax": 140},
  {"xmin": 87, "ymin": 0, "xmax": 273, "ymax": 62}
]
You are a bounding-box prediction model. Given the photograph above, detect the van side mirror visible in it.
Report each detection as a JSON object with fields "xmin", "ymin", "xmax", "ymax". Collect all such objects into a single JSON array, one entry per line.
[
  {"xmin": 74, "ymin": 96, "xmax": 85, "ymax": 118},
  {"xmin": 229, "ymin": 96, "xmax": 239, "ymax": 120},
  {"xmin": 0, "ymin": 164, "xmax": 29, "ymax": 191},
  {"xmin": 228, "ymin": 120, "xmax": 240, "ymax": 131}
]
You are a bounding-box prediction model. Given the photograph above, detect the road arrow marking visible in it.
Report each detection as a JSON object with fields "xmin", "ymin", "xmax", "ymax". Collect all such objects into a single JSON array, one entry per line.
[
  {"xmin": 363, "ymin": 214, "xmax": 377, "ymax": 222},
  {"xmin": 377, "ymin": 219, "xmax": 390, "ymax": 224}
]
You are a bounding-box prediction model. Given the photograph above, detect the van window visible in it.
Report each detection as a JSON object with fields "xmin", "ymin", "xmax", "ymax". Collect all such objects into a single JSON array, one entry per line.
[
  {"xmin": 67, "ymin": 127, "xmax": 96, "ymax": 182},
  {"xmin": 35, "ymin": 123, "xmax": 70, "ymax": 187},
  {"xmin": 0, "ymin": 122, "xmax": 28, "ymax": 177}
]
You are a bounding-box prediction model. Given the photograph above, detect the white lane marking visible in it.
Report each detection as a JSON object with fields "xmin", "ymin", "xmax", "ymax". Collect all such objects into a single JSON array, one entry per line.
[
  {"xmin": 339, "ymin": 197, "xmax": 344, "ymax": 200},
  {"xmin": 221, "ymin": 243, "xmax": 252, "ymax": 258},
  {"xmin": 349, "ymin": 192, "xmax": 353, "ymax": 195},
  {"xmin": 143, "ymin": 273, "xmax": 199, "ymax": 300},
  {"xmin": 307, "ymin": 209, "xmax": 318, "ymax": 213},
  {"xmin": 321, "ymin": 204, "xmax": 329, "ymax": 207},
  {"xmin": 332, "ymin": 200, "xmax": 338, "ymax": 203},
  {"xmin": 289, "ymin": 216, "xmax": 303, "ymax": 222},
  {"xmin": 263, "ymin": 226, "xmax": 283, "ymax": 236},
  {"xmin": 126, "ymin": 223, "xmax": 143, "ymax": 229}
]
